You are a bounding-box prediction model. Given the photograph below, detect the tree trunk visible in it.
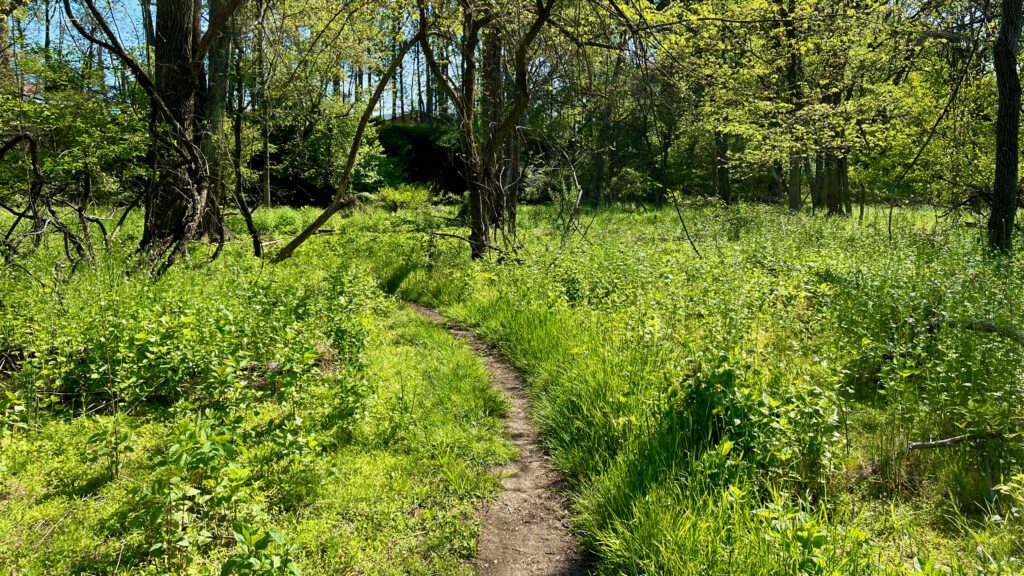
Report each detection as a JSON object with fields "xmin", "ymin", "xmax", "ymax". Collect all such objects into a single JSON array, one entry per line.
[
  {"xmin": 714, "ymin": 131, "xmax": 732, "ymax": 204},
  {"xmin": 788, "ymin": 156, "xmax": 802, "ymax": 211},
  {"xmin": 142, "ymin": 0, "xmax": 213, "ymax": 252},
  {"xmin": 140, "ymin": 0, "xmax": 155, "ymax": 60},
  {"xmin": 0, "ymin": 3, "xmax": 9, "ymax": 82},
  {"xmin": 201, "ymin": 0, "xmax": 231, "ymax": 239},
  {"xmin": 839, "ymin": 156, "xmax": 852, "ymax": 216},
  {"xmin": 811, "ymin": 154, "xmax": 824, "ymax": 210},
  {"xmin": 481, "ymin": 24, "xmax": 504, "ymax": 231},
  {"xmin": 824, "ymin": 153, "xmax": 843, "ymax": 217},
  {"xmin": 858, "ymin": 182, "xmax": 866, "ymax": 223},
  {"xmin": 419, "ymin": 0, "xmax": 553, "ymax": 259},
  {"xmin": 424, "ymin": 50, "xmax": 432, "ymax": 120},
  {"xmin": 775, "ymin": 0, "xmax": 803, "ymax": 212},
  {"xmin": 769, "ymin": 162, "xmax": 785, "ymax": 202},
  {"xmin": 257, "ymin": 0, "xmax": 271, "ymax": 207},
  {"xmin": 233, "ymin": 38, "xmax": 262, "ymax": 257},
  {"xmin": 989, "ymin": 0, "xmax": 1023, "ymax": 251}
]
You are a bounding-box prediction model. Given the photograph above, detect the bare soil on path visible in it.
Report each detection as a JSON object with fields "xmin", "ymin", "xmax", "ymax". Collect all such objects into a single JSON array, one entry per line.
[{"xmin": 409, "ymin": 304, "xmax": 590, "ymax": 576}]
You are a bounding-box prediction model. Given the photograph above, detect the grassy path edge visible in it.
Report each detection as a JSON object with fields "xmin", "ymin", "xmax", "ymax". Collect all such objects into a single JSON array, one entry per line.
[{"xmin": 408, "ymin": 304, "xmax": 590, "ymax": 576}]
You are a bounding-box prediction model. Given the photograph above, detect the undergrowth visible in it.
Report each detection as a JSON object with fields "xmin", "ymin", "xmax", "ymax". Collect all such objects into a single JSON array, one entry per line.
[
  {"xmin": 339, "ymin": 202, "xmax": 1024, "ymax": 575},
  {"xmin": 0, "ymin": 215, "xmax": 512, "ymax": 575}
]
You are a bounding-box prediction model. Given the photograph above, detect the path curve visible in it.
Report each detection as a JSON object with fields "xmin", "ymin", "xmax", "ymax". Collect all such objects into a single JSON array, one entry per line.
[{"xmin": 410, "ymin": 304, "xmax": 589, "ymax": 576}]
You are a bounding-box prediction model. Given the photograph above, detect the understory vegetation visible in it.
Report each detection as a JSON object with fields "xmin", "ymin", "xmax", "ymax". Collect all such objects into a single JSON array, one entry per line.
[
  {"xmin": 333, "ymin": 201, "xmax": 1024, "ymax": 575},
  {"xmin": 0, "ymin": 213, "xmax": 512, "ymax": 575},
  {"xmin": 5, "ymin": 0, "xmax": 1024, "ymax": 571}
]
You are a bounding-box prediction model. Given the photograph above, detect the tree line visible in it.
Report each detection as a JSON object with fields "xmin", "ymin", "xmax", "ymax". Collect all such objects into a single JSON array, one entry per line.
[{"xmin": 1, "ymin": 0, "xmax": 1023, "ymax": 268}]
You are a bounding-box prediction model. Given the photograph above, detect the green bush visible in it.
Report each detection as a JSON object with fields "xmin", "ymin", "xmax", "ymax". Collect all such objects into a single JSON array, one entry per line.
[{"xmin": 376, "ymin": 184, "xmax": 433, "ymax": 211}]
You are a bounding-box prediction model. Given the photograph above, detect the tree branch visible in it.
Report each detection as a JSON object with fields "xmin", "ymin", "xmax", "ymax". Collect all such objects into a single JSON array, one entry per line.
[
  {"xmin": 271, "ymin": 32, "xmax": 422, "ymax": 263},
  {"xmin": 931, "ymin": 317, "xmax": 1024, "ymax": 348},
  {"xmin": 198, "ymin": 0, "xmax": 247, "ymax": 62}
]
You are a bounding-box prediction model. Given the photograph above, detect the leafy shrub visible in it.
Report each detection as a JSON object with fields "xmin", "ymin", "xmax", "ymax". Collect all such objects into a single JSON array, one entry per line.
[
  {"xmin": 609, "ymin": 167, "xmax": 663, "ymax": 204},
  {"xmin": 375, "ymin": 184, "xmax": 432, "ymax": 211}
]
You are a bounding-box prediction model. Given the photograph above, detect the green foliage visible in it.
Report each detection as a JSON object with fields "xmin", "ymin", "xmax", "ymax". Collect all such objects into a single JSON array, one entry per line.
[
  {"xmin": 0, "ymin": 218, "xmax": 510, "ymax": 575},
  {"xmin": 376, "ymin": 183, "xmax": 433, "ymax": 212},
  {"xmin": 221, "ymin": 526, "xmax": 302, "ymax": 576},
  {"xmin": 342, "ymin": 203, "xmax": 1024, "ymax": 574},
  {"xmin": 608, "ymin": 167, "xmax": 663, "ymax": 205}
]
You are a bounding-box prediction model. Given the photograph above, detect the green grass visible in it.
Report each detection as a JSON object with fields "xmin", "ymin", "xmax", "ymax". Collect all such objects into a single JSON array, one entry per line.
[
  {"xmin": 0, "ymin": 220, "xmax": 513, "ymax": 575},
  {"xmin": 4, "ymin": 199, "xmax": 1023, "ymax": 574},
  {"xmin": 334, "ymin": 201, "xmax": 1024, "ymax": 575}
]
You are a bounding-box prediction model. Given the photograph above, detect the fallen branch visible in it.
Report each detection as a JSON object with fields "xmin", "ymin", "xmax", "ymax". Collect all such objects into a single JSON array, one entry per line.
[
  {"xmin": 931, "ymin": 318, "xmax": 1024, "ymax": 348},
  {"xmin": 908, "ymin": 431, "xmax": 1001, "ymax": 451},
  {"xmin": 271, "ymin": 33, "xmax": 421, "ymax": 263},
  {"xmin": 908, "ymin": 420, "xmax": 1022, "ymax": 451},
  {"xmin": 670, "ymin": 194, "xmax": 702, "ymax": 259}
]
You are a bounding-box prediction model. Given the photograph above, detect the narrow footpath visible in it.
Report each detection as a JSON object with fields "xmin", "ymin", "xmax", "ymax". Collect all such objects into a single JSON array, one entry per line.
[{"xmin": 410, "ymin": 305, "xmax": 589, "ymax": 576}]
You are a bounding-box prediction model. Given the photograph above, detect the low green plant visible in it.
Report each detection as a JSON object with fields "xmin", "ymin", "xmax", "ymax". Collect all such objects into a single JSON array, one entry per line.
[
  {"xmin": 222, "ymin": 526, "xmax": 303, "ymax": 576},
  {"xmin": 337, "ymin": 203, "xmax": 1024, "ymax": 574},
  {"xmin": 0, "ymin": 220, "xmax": 509, "ymax": 575},
  {"xmin": 376, "ymin": 183, "xmax": 432, "ymax": 211}
]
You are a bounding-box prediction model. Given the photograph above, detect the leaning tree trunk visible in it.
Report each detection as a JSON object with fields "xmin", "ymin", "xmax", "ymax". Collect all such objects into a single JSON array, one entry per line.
[{"xmin": 989, "ymin": 0, "xmax": 1023, "ymax": 252}]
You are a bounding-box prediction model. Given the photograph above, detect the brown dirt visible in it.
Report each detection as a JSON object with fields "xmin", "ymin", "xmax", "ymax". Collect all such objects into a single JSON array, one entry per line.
[{"xmin": 409, "ymin": 304, "xmax": 590, "ymax": 576}]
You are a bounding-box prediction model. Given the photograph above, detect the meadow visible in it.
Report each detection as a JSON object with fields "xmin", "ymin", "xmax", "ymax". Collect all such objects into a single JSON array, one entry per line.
[
  {"xmin": 338, "ymin": 200, "xmax": 1024, "ymax": 575},
  {"xmin": 0, "ymin": 211, "xmax": 512, "ymax": 575},
  {"xmin": 1, "ymin": 200, "xmax": 1023, "ymax": 574}
]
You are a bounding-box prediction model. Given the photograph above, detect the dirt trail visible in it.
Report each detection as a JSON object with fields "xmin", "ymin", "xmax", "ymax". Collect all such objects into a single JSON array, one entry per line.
[{"xmin": 410, "ymin": 304, "xmax": 589, "ymax": 576}]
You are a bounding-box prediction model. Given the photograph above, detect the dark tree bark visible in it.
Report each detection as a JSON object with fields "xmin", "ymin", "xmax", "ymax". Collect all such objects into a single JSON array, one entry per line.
[
  {"xmin": 481, "ymin": 24, "xmax": 504, "ymax": 230},
  {"xmin": 774, "ymin": 0, "xmax": 803, "ymax": 211},
  {"xmin": 202, "ymin": 0, "xmax": 232, "ymax": 236},
  {"xmin": 65, "ymin": 0, "xmax": 243, "ymax": 266},
  {"xmin": 140, "ymin": 0, "xmax": 155, "ymax": 56},
  {"xmin": 714, "ymin": 131, "xmax": 732, "ymax": 204},
  {"xmin": 141, "ymin": 0, "xmax": 212, "ymax": 251},
  {"xmin": 989, "ymin": 0, "xmax": 1023, "ymax": 251},
  {"xmin": 839, "ymin": 156, "xmax": 851, "ymax": 215},
  {"xmin": 824, "ymin": 153, "xmax": 844, "ymax": 217},
  {"xmin": 232, "ymin": 35, "xmax": 262, "ymax": 257},
  {"xmin": 418, "ymin": 0, "xmax": 555, "ymax": 259},
  {"xmin": 811, "ymin": 154, "xmax": 823, "ymax": 210}
]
